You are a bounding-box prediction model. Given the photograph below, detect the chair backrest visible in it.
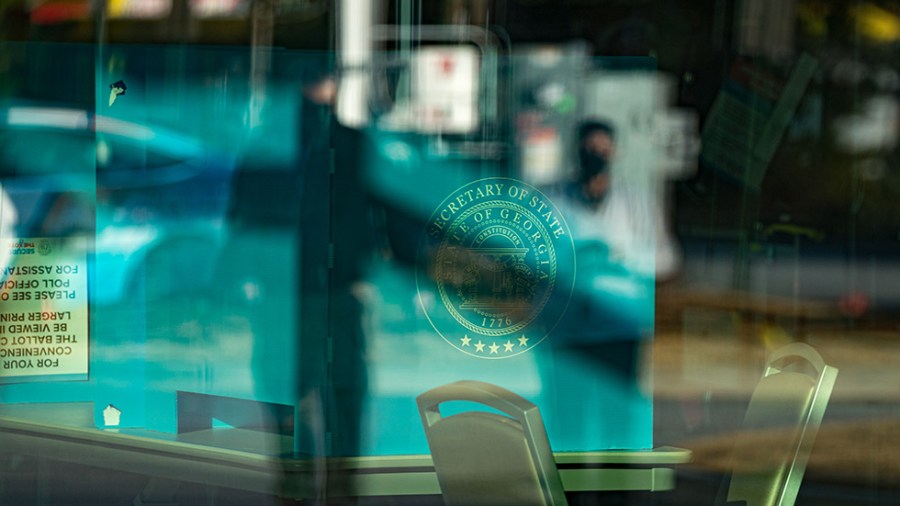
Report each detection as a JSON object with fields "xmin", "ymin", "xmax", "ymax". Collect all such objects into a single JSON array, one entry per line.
[
  {"xmin": 417, "ymin": 380, "xmax": 568, "ymax": 506},
  {"xmin": 723, "ymin": 342, "xmax": 838, "ymax": 506}
]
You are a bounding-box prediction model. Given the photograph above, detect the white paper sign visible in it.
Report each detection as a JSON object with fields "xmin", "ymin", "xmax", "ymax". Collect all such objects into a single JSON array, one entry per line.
[
  {"xmin": 413, "ymin": 45, "xmax": 480, "ymax": 134},
  {"xmin": 0, "ymin": 237, "xmax": 89, "ymax": 382}
]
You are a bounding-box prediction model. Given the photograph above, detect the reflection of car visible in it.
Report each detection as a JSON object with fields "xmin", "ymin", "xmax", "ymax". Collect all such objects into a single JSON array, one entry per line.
[{"xmin": 0, "ymin": 104, "xmax": 236, "ymax": 304}]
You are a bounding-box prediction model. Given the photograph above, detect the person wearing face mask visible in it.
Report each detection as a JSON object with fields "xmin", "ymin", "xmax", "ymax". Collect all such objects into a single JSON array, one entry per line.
[
  {"xmin": 558, "ymin": 119, "xmax": 657, "ymax": 278},
  {"xmin": 572, "ymin": 120, "xmax": 616, "ymax": 206}
]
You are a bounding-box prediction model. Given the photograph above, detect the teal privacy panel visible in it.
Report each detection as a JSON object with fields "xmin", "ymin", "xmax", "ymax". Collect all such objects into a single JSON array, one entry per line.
[
  {"xmin": 1, "ymin": 44, "xmax": 656, "ymax": 457},
  {"xmin": 0, "ymin": 43, "xmax": 101, "ymax": 411},
  {"xmin": 0, "ymin": 43, "xmax": 307, "ymax": 435},
  {"xmin": 353, "ymin": 129, "xmax": 655, "ymax": 455},
  {"xmin": 98, "ymin": 45, "xmax": 306, "ymax": 435},
  {"xmin": 344, "ymin": 53, "xmax": 659, "ymax": 455}
]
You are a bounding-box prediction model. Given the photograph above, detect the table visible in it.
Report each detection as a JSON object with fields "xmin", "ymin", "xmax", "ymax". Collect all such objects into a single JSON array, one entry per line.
[{"xmin": 0, "ymin": 404, "xmax": 690, "ymax": 500}]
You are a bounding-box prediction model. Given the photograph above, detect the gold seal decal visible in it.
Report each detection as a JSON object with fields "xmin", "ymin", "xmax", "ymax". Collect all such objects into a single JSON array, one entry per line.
[{"xmin": 416, "ymin": 177, "xmax": 575, "ymax": 358}]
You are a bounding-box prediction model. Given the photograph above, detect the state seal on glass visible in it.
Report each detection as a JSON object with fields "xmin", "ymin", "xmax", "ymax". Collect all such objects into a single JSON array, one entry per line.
[{"xmin": 416, "ymin": 177, "xmax": 575, "ymax": 358}]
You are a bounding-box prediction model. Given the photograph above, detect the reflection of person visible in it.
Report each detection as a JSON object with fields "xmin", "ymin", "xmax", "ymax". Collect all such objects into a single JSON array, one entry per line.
[
  {"xmin": 569, "ymin": 120, "xmax": 616, "ymax": 205},
  {"xmin": 294, "ymin": 59, "xmax": 374, "ymax": 503},
  {"xmin": 549, "ymin": 118, "xmax": 656, "ymax": 342},
  {"xmin": 560, "ymin": 119, "xmax": 656, "ymax": 277}
]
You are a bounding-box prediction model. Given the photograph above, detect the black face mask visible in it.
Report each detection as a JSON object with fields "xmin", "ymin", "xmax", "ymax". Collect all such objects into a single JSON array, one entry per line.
[{"xmin": 579, "ymin": 151, "xmax": 610, "ymax": 181}]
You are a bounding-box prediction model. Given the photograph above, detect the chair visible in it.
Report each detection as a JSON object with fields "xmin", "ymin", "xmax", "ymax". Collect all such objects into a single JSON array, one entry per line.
[
  {"xmin": 417, "ymin": 380, "xmax": 568, "ymax": 506},
  {"xmin": 720, "ymin": 342, "xmax": 838, "ymax": 506}
]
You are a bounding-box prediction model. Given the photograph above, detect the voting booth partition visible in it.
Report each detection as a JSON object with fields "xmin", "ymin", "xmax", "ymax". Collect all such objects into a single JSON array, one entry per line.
[{"xmin": 0, "ymin": 46, "xmax": 659, "ymax": 460}]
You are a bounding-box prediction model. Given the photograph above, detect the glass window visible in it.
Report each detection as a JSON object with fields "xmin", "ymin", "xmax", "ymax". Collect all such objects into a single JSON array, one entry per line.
[{"xmin": 1, "ymin": 2, "xmax": 897, "ymax": 505}]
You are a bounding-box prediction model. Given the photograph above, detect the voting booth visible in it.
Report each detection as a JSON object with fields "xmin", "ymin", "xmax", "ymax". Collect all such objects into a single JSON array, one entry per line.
[{"xmin": 0, "ymin": 45, "xmax": 659, "ymax": 459}]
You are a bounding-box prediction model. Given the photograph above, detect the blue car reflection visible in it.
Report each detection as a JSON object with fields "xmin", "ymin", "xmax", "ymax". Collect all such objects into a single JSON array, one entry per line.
[{"xmin": 0, "ymin": 104, "xmax": 235, "ymax": 305}]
